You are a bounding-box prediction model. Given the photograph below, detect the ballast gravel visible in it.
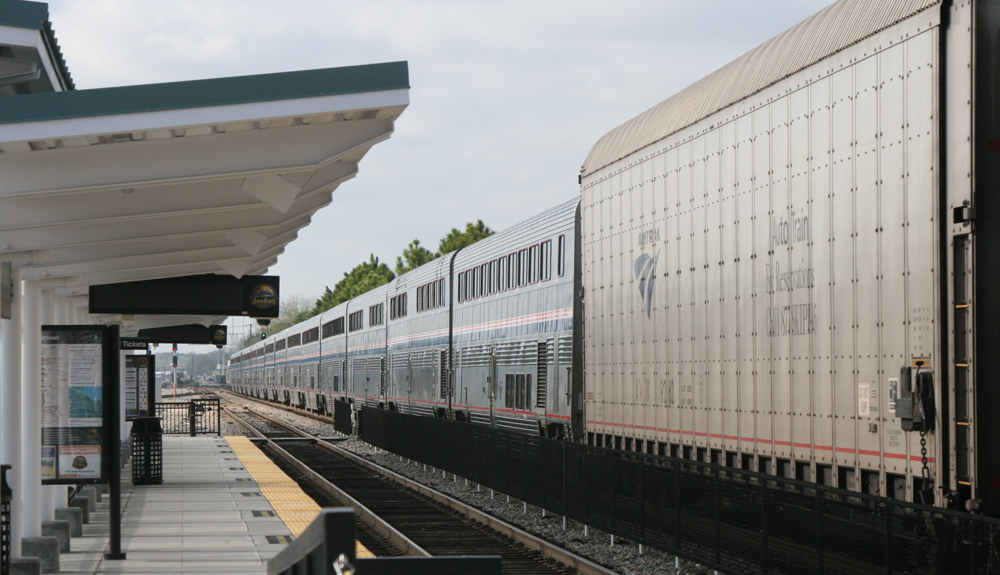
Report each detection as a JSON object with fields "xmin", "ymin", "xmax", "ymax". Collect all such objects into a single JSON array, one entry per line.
[{"xmin": 218, "ymin": 391, "xmax": 712, "ymax": 575}]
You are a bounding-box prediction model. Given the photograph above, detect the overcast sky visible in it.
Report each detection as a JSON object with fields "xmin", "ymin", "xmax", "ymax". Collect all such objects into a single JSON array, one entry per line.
[{"xmin": 48, "ymin": 0, "xmax": 834, "ymax": 345}]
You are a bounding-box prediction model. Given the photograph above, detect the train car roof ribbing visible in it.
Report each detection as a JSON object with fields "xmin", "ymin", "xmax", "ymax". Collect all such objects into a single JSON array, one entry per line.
[{"xmin": 581, "ymin": 0, "xmax": 940, "ymax": 178}]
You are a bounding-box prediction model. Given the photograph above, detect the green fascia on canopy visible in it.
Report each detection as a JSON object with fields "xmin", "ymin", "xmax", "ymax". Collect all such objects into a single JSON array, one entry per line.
[
  {"xmin": 0, "ymin": 0, "xmax": 74, "ymax": 91},
  {"xmin": 0, "ymin": 61, "xmax": 410, "ymax": 124}
]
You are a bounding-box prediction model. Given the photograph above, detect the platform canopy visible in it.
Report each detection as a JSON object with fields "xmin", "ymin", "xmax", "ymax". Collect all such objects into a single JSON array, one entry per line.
[{"xmin": 0, "ymin": 51, "xmax": 409, "ymax": 334}]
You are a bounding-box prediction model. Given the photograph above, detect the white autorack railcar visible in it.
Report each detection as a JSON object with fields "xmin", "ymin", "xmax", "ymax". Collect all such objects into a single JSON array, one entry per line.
[{"xmin": 580, "ymin": 0, "xmax": 995, "ymax": 513}]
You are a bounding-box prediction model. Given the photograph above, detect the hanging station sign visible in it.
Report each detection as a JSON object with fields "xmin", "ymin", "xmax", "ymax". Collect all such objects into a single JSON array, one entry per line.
[
  {"xmin": 40, "ymin": 325, "xmax": 114, "ymax": 484},
  {"xmin": 137, "ymin": 324, "xmax": 227, "ymax": 346},
  {"xmin": 88, "ymin": 274, "xmax": 280, "ymax": 318},
  {"xmin": 120, "ymin": 337, "xmax": 149, "ymax": 351}
]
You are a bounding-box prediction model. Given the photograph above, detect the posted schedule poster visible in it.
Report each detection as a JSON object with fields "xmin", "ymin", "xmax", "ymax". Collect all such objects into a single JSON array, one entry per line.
[
  {"xmin": 124, "ymin": 355, "xmax": 151, "ymax": 420},
  {"xmin": 41, "ymin": 327, "xmax": 109, "ymax": 483}
]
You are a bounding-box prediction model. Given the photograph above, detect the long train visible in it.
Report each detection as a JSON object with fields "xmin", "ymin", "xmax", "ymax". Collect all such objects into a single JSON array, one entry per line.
[
  {"xmin": 231, "ymin": 0, "xmax": 1000, "ymax": 515},
  {"xmin": 229, "ymin": 199, "xmax": 584, "ymax": 439}
]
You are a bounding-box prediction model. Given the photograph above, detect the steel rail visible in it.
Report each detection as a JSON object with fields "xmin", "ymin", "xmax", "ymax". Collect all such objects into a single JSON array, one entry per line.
[
  {"xmin": 221, "ymin": 391, "xmax": 618, "ymax": 575},
  {"xmin": 217, "ymin": 389, "xmax": 340, "ymax": 430},
  {"xmin": 222, "ymin": 403, "xmax": 429, "ymax": 558},
  {"xmin": 315, "ymin": 440, "xmax": 618, "ymax": 575}
]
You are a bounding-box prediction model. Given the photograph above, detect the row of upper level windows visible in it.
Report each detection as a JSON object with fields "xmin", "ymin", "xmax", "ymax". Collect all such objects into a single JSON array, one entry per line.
[
  {"xmin": 458, "ymin": 235, "xmax": 565, "ymax": 304},
  {"xmin": 241, "ymin": 240, "xmax": 563, "ymax": 353}
]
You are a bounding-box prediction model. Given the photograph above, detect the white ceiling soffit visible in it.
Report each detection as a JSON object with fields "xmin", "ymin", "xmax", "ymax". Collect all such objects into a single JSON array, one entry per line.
[{"xmin": 0, "ymin": 61, "xmax": 409, "ymax": 328}]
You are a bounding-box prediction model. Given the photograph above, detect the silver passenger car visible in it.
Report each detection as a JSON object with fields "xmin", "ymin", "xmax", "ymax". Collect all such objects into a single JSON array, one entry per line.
[
  {"xmin": 451, "ymin": 199, "xmax": 581, "ymax": 437},
  {"xmin": 230, "ymin": 198, "xmax": 584, "ymax": 439}
]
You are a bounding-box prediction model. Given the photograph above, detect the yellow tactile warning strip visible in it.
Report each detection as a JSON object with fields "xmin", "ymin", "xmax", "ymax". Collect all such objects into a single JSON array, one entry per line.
[{"xmin": 225, "ymin": 436, "xmax": 374, "ymax": 558}]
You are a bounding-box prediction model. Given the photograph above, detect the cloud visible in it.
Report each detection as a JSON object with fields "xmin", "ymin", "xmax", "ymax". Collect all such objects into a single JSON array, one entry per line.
[{"xmin": 47, "ymin": 0, "xmax": 833, "ymax": 296}]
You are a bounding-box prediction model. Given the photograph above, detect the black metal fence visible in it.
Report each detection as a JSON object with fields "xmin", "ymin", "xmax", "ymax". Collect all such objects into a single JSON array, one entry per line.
[
  {"xmin": 1, "ymin": 464, "xmax": 10, "ymax": 575},
  {"xmin": 360, "ymin": 407, "xmax": 1000, "ymax": 575},
  {"xmin": 155, "ymin": 399, "xmax": 220, "ymax": 436},
  {"xmin": 333, "ymin": 399, "xmax": 353, "ymax": 436}
]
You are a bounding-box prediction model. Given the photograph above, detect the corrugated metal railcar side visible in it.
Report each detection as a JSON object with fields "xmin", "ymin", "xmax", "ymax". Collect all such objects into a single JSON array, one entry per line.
[
  {"xmin": 291, "ymin": 314, "xmax": 323, "ymax": 411},
  {"xmin": 346, "ymin": 285, "xmax": 391, "ymax": 408},
  {"xmin": 317, "ymin": 304, "xmax": 349, "ymax": 413},
  {"xmin": 452, "ymin": 199, "xmax": 579, "ymax": 437},
  {"xmin": 273, "ymin": 333, "xmax": 287, "ymax": 403},
  {"xmin": 262, "ymin": 334, "xmax": 276, "ymax": 402},
  {"xmin": 250, "ymin": 340, "xmax": 265, "ymax": 399},
  {"xmin": 580, "ymin": 0, "xmax": 974, "ymax": 508},
  {"xmin": 386, "ymin": 256, "xmax": 451, "ymax": 417}
]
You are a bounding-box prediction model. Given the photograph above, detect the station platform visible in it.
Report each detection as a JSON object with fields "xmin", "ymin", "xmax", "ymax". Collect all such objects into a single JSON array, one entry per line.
[{"xmin": 54, "ymin": 435, "xmax": 326, "ymax": 575}]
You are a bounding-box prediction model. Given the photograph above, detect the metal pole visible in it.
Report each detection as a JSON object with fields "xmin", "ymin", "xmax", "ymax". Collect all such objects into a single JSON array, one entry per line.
[
  {"xmin": 20, "ymin": 279, "xmax": 41, "ymax": 538},
  {"xmin": 120, "ymin": 350, "xmax": 127, "ymax": 443},
  {"xmin": 105, "ymin": 324, "xmax": 125, "ymax": 560},
  {"xmin": 189, "ymin": 402, "xmax": 196, "ymax": 437},
  {"xmin": 1, "ymin": 267, "xmax": 22, "ymax": 557}
]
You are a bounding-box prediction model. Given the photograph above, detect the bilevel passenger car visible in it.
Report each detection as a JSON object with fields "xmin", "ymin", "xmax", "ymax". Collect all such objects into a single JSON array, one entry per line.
[
  {"xmin": 229, "ymin": 199, "xmax": 584, "ymax": 440},
  {"xmin": 232, "ymin": 0, "xmax": 1000, "ymax": 515}
]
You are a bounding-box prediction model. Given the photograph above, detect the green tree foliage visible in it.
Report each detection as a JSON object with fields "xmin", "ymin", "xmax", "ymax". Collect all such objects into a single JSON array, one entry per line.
[
  {"xmin": 438, "ymin": 220, "xmax": 494, "ymax": 255},
  {"xmin": 311, "ymin": 254, "xmax": 395, "ymax": 316},
  {"xmin": 395, "ymin": 238, "xmax": 437, "ymax": 275}
]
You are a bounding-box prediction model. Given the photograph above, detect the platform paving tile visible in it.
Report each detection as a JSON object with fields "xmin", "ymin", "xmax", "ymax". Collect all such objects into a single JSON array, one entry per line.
[{"xmin": 57, "ymin": 436, "xmax": 292, "ymax": 575}]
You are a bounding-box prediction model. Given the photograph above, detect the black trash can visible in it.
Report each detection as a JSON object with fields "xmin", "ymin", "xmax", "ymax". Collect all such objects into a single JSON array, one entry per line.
[
  {"xmin": 130, "ymin": 417, "xmax": 163, "ymax": 486},
  {"xmin": 2, "ymin": 464, "xmax": 11, "ymax": 575}
]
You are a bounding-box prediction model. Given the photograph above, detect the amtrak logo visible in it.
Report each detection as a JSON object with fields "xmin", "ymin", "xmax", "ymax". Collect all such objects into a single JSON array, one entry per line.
[{"xmin": 633, "ymin": 251, "xmax": 659, "ymax": 318}]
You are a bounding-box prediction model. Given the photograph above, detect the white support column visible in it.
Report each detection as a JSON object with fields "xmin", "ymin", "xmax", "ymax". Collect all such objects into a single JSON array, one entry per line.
[
  {"xmin": 40, "ymin": 291, "xmax": 53, "ymax": 325},
  {"xmin": 1, "ymin": 267, "xmax": 22, "ymax": 557},
  {"xmin": 21, "ymin": 279, "xmax": 42, "ymax": 538},
  {"xmin": 39, "ymin": 289, "xmax": 55, "ymax": 523},
  {"xmin": 52, "ymin": 299, "xmax": 70, "ymax": 511},
  {"xmin": 54, "ymin": 299, "xmax": 69, "ymax": 325}
]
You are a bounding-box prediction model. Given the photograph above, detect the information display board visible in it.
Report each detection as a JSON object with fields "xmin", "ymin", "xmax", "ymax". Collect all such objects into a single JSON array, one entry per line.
[
  {"xmin": 124, "ymin": 355, "xmax": 154, "ymax": 420},
  {"xmin": 41, "ymin": 326, "xmax": 113, "ymax": 484},
  {"xmin": 89, "ymin": 274, "xmax": 279, "ymax": 318}
]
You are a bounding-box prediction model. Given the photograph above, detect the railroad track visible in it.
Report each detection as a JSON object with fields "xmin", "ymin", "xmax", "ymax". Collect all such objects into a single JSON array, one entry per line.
[
  {"xmin": 223, "ymin": 404, "xmax": 299, "ymax": 438},
  {"xmin": 222, "ymin": 399, "xmax": 615, "ymax": 575},
  {"xmin": 217, "ymin": 388, "xmax": 340, "ymax": 430},
  {"xmin": 221, "ymin": 403, "xmax": 401, "ymax": 557}
]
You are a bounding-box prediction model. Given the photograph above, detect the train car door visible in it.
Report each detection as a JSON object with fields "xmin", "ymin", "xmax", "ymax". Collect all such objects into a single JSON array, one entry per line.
[
  {"xmin": 351, "ymin": 358, "xmax": 364, "ymax": 403},
  {"xmin": 406, "ymin": 355, "xmax": 413, "ymax": 414},
  {"xmin": 487, "ymin": 348, "xmax": 498, "ymax": 428},
  {"xmin": 367, "ymin": 357, "xmax": 381, "ymax": 407},
  {"xmin": 340, "ymin": 360, "xmax": 347, "ymax": 399},
  {"xmin": 378, "ymin": 357, "xmax": 387, "ymax": 407}
]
